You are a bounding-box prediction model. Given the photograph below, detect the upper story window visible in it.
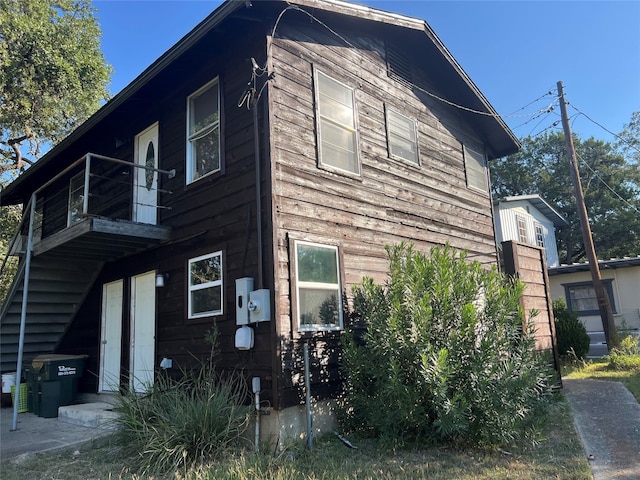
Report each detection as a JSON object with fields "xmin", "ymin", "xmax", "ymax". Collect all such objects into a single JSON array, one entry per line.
[
  {"xmin": 68, "ymin": 171, "xmax": 85, "ymax": 226},
  {"xmin": 187, "ymin": 78, "xmax": 220, "ymax": 184},
  {"xmin": 293, "ymin": 240, "xmax": 343, "ymax": 331},
  {"xmin": 516, "ymin": 214, "xmax": 528, "ymax": 243},
  {"xmin": 386, "ymin": 108, "xmax": 419, "ymax": 164},
  {"xmin": 534, "ymin": 222, "xmax": 545, "ymax": 248},
  {"xmin": 564, "ymin": 280, "xmax": 616, "ymax": 315},
  {"xmin": 463, "ymin": 146, "xmax": 487, "ymax": 192},
  {"xmin": 188, "ymin": 251, "xmax": 223, "ymax": 319},
  {"xmin": 314, "ymin": 70, "xmax": 359, "ymax": 175}
]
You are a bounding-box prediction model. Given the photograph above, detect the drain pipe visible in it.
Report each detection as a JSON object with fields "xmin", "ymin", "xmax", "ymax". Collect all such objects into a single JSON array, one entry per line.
[
  {"xmin": 304, "ymin": 343, "xmax": 313, "ymax": 450},
  {"xmin": 252, "ymin": 377, "xmax": 261, "ymax": 451}
]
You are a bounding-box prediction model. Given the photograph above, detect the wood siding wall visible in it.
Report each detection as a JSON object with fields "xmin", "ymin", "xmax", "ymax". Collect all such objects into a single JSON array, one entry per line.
[
  {"xmin": 502, "ymin": 241, "xmax": 560, "ymax": 375},
  {"xmin": 56, "ymin": 28, "xmax": 275, "ymax": 399},
  {"xmin": 268, "ymin": 21, "xmax": 499, "ymax": 408}
]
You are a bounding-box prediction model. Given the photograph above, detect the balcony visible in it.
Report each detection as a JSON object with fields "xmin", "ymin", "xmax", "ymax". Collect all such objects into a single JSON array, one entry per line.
[{"xmin": 16, "ymin": 153, "xmax": 174, "ymax": 262}]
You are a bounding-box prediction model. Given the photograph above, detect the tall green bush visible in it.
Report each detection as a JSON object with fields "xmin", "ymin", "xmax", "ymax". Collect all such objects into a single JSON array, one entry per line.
[
  {"xmin": 553, "ymin": 298, "xmax": 590, "ymax": 359},
  {"xmin": 113, "ymin": 366, "xmax": 252, "ymax": 474},
  {"xmin": 608, "ymin": 335, "xmax": 640, "ymax": 370},
  {"xmin": 338, "ymin": 243, "xmax": 554, "ymax": 449}
]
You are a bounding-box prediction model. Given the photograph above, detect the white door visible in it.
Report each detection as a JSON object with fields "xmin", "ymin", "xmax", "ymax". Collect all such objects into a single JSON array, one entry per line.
[
  {"xmin": 133, "ymin": 123, "xmax": 159, "ymax": 224},
  {"xmin": 130, "ymin": 271, "xmax": 156, "ymax": 393},
  {"xmin": 99, "ymin": 280, "xmax": 123, "ymax": 393}
]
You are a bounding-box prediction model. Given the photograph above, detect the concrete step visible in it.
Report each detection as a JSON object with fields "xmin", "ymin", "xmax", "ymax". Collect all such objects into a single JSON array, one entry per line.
[{"xmin": 58, "ymin": 402, "xmax": 121, "ymax": 429}]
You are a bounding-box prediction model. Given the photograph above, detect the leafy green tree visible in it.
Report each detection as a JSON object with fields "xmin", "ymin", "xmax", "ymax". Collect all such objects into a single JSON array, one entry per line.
[
  {"xmin": 491, "ymin": 131, "xmax": 640, "ymax": 263},
  {"xmin": 0, "ymin": 0, "xmax": 112, "ymax": 176},
  {"xmin": 617, "ymin": 110, "xmax": 640, "ymax": 166},
  {"xmin": 0, "ymin": 202, "xmax": 21, "ymax": 305}
]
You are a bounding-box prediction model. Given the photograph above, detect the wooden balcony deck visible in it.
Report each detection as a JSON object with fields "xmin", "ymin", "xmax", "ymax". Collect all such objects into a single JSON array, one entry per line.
[{"xmin": 32, "ymin": 216, "xmax": 171, "ymax": 261}]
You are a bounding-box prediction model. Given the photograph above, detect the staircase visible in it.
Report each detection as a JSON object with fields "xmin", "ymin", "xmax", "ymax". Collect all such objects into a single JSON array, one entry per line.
[{"xmin": 0, "ymin": 254, "xmax": 102, "ymax": 373}]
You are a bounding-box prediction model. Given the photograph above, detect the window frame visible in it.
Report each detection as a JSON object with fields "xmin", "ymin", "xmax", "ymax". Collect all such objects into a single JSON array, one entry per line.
[
  {"xmin": 67, "ymin": 170, "xmax": 85, "ymax": 226},
  {"xmin": 534, "ymin": 222, "xmax": 545, "ymax": 248},
  {"xmin": 563, "ymin": 280, "xmax": 616, "ymax": 315},
  {"xmin": 291, "ymin": 239, "xmax": 344, "ymax": 332},
  {"xmin": 516, "ymin": 214, "xmax": 528, "ymax": 244},
  {"xmin": 385, "ymin": 106, "xmax": 419, "ymax": 165},
  {"xmin": 186, "ymin": 77, "xmax": 221, "ymax": 185},
  {"xmin": 463, "ymin": 145, "xmax": 488, "ymax": 192},
  {"xmin": 313, "ymin": 68, "xmax": 360, "ymax": 177},
  {"xmin": 187, "ymin": 250, "xmax": 224, "ymax": 320}
]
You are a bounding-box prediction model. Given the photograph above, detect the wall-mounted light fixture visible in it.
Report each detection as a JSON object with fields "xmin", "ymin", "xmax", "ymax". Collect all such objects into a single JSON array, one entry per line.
[{"xmin": 155, "ymin": 272, "xmax": 169, "ymax": 288}]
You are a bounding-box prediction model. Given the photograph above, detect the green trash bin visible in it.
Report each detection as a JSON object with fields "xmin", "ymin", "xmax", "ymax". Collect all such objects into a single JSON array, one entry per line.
[
  {"xmin": 30, "ymin": 354, "xmax": 88, "ymax": 418},
  {"xmin": 38, "ymin": 381, "xmax": 61, "ymax": 418}
]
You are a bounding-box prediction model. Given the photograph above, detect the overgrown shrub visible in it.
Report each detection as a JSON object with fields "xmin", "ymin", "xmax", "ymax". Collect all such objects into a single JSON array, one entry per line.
[
  {"xmin": 338, "ymin": 243, "xmax": 555, "ymax": 449},
  {"xmin": 608, "ymin": 334, "xmax": 640, "ymax": 370},
  {"xmin": 553, "ymin": 298, "xmax": 590, "ymax": 359},
  {"xmin": 113, "ymin": 365, "xmax": 252, "ymax": 474}
]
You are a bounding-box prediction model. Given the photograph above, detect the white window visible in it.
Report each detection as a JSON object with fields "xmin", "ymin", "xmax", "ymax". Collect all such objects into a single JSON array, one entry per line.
[
  {"xmin": 516, "ymin": 214, "xmax": 528, "ymax": 243},
  {"xmin": 187, "ymin": 79, "xmax": 220, "ymax": 183},
  {"xmin": 68, "ymin": 171, "xmax": 85, "ymax": 226},
  {"xmin": 534, "ymin": 222, "xmax": 545, "ymax": 248},
  {"xmin": 294, "ymin": 241, "xmax": 343, "ymax": 331},
  {"xmin": 464, "ymin": 146, "xmax": 487, "ymax": 191},
  {"xmin": 188, "ymin": 251, "xmax": 223, "ymax": 319},
  {"xmin": 315, "ymin": 70, "xmax": 359, "ymax": 175},
  {"xmin": 386, "ymin": 108, "xmax": 418, "ymax": 164}
]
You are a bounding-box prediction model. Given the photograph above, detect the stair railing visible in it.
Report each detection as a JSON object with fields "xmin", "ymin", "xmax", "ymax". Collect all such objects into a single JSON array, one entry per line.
[{"xmin": 3, "ymin": 152, "xmax": 175, "ymax": 431}]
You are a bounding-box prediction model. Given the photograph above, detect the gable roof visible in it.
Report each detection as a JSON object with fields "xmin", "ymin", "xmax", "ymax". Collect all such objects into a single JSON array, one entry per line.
[
  {"xmin": 495, "ymin": 194, "xmax": 569, "ymax": 227},
  {"xmin": 1, "ymin": 0, "xmax": 519, "ymax": 206}
]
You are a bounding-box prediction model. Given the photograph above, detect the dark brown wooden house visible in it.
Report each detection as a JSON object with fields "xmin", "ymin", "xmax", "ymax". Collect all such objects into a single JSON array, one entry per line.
[{"xmin": 0, "ymin": 0, "xmax": 519, "ymax": 439}]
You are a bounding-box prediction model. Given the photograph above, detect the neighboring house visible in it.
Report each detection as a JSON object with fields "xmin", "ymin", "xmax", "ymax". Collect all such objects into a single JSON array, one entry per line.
[
  {"xmin": 0, "ymin": 0, "xmax": 518, "ymax": 439},
  {"xmin": 493, "ymin": 195, "xmax": 568, "ymax": 267},
  {"xmin": 548, "ymin": 257, "xmax": 640, "ymax": 333}
]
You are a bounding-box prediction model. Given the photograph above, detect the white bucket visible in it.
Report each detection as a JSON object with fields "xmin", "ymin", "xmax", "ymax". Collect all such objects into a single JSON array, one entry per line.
[{"xmin": 2, "ymin": 372, "xmax": 17, "ymax": 394}]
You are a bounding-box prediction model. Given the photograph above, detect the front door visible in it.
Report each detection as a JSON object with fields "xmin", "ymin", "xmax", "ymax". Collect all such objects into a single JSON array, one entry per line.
[
  {"xmin": 130, "ymin": 271, "xmax": 156, "ymax": 393},
  {"xmin": 133, "ymin": 123, "xmax": 159, "ymax": 224},
  {"xmin": 99, "ymin": 280, "xmax": 123, "ymax": 393}
]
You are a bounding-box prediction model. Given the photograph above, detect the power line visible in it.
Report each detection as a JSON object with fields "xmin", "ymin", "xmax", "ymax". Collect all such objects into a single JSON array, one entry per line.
[
  {"xmin": 576, "ymin": 152, "xmax": 640, "ymax": 214},
  {"xmin": 569, "ymin": 104, "xmax": 639, "ymax": 154}
]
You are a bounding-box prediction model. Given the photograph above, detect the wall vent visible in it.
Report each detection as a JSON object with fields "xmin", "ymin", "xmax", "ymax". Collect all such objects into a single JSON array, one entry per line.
[{"xmin": 386, "ymin": 44, "xmax": 413, "ymax": 86}]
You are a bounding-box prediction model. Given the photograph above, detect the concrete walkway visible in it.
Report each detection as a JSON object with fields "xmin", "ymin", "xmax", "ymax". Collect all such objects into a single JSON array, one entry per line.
[
  {"xmin": 563, "ymin": 378, "xmax": 640, "ymax": 480},
  {"xmin": 0, "ymin": 403, "xmax": 116, "ymax": 462}
]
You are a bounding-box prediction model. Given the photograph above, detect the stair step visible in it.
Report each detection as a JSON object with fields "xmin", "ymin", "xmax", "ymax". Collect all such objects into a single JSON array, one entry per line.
[{"xmin": 58, "ymin": 402, "xmax": 121, "ymax": 429}]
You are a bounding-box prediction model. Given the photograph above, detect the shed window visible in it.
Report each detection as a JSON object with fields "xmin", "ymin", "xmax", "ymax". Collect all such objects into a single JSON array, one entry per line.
[
  {"xmin": 187, "ymin": 78, "xmax": 220, "ymax": 184},
  {"xmin": 188, "ymin": 251, "xmax": 223, "ymax": 318},
  {"xmin": 386, "ymin": 108, "xmax": 418, "ymax": 164},
  {"xmin": 294, "ymin": 241, "xmax": 343, "ymax": 331},
  {"xmin": 534, "ymin": 222, "xmax": 545, "ymax": 248},
  {"xmin": 315, "ymin": 70, "xmax": 359, "ymax": 175},
  {"xmin": 464, "ymin": 146, "xmax": 487, "ymax": 191},
  {"xmin": 564, "ymin": 280, "xmax": 616, "ymax": 315},
  {"xmin": 516, "ymin": 214, "xmax": 528, "ymax": 243}
]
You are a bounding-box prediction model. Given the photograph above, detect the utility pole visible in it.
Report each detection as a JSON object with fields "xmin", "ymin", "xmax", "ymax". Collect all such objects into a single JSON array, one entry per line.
[{"xmin": 557, "ymin": 81, "xmax": 618, "ymax": 349}]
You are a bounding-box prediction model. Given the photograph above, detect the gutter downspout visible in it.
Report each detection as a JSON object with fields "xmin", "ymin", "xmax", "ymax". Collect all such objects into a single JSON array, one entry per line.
[{"xmin": 11, "ymin": 193, "xmax": 36, "ymax": 431}]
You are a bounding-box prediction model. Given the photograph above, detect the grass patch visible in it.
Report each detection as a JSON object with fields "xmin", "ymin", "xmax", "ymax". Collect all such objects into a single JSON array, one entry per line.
[
  {"xmin": 562, "ymin": 358, "xmax": 640, "ymax": 401},
  {"xmin": 0, "ymin": 398, "xmax": 590, "ymax": 480}
]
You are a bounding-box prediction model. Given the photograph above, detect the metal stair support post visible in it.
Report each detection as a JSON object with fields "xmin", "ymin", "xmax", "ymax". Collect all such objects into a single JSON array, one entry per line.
[{"xmin": 11, "ymin": 193, "xmax": 36, "ymax": 432}]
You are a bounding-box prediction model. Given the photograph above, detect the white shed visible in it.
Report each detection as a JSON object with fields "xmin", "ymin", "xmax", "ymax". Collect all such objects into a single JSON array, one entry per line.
[{"xmin": 493, "ymin": 194, "xmax": 568, "ymax": 268}]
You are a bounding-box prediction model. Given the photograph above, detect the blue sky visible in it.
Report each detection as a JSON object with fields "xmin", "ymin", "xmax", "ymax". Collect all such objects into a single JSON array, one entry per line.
[{"xmin": 94, "ymin": 0, "xmax": 640, "ymax": 144}]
